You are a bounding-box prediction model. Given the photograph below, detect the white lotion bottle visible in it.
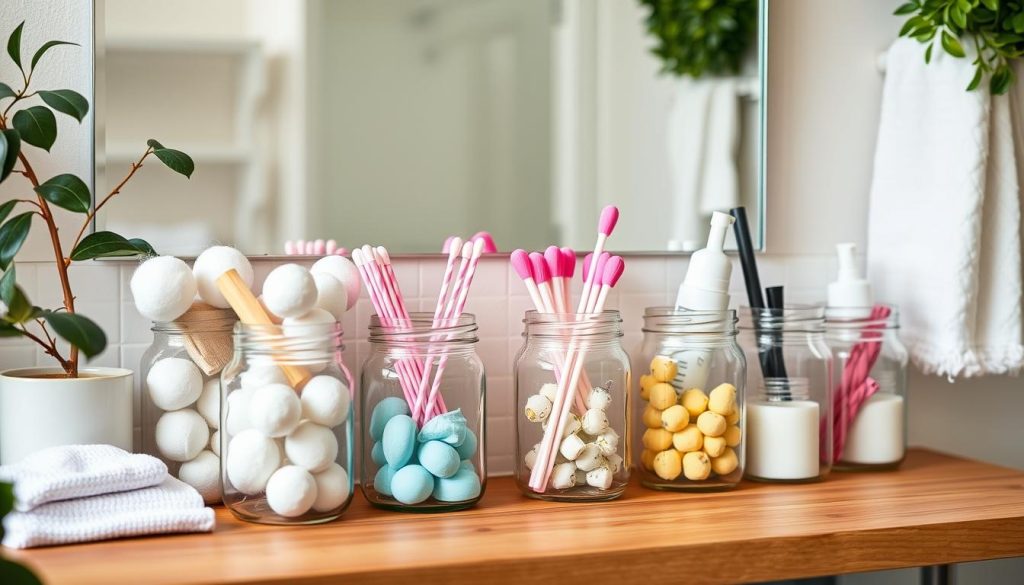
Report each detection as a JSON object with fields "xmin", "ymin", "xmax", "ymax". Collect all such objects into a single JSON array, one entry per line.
[{"xmin": 827, "ymin": 243, "xmax": 872, "ymax": 319}]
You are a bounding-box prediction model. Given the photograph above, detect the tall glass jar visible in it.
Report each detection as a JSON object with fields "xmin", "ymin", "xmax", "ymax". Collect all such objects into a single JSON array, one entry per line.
[
  {"xmin": 634, "ymin": 308, "xmax": 746, "ymax": 491},
  {"xmin": 220, "ymin": 322, "xmax": 354, "ymax": 524},
  {"xmin": 738, "ymin": 305, "xmax": 834, "ymax": 483},
  {"xmin": 826, "ymin": 305, "xmax": 908, "ymax": 470},
  {"xmin": 360, "ymin": 313, "xmax": 485, "ymax": 512},
  {"xmin": 140, "ymin": 310, "xmax": 236, "ymax": 505},
  {"xmin": 514, "ymin": 311, "xmax": 630, "ymax": 501}
]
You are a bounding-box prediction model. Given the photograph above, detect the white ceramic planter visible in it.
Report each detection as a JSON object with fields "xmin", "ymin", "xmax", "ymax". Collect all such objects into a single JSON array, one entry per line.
[{"xmin": 0, "ymin": 367, "xmax": 134, "ymax": 464}]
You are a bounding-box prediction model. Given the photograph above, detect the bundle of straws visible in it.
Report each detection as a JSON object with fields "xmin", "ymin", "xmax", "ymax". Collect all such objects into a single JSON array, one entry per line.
[
  {"xmin": 510, "ymin": 206, "xmax": 626, "ymax": 493},
  {"xmin": 352, "ymin": 239, "xmax": 485, "ymax": 427}
]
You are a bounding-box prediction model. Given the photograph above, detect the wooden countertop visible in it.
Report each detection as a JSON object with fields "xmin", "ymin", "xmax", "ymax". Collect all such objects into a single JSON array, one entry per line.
[{"xmin": 11, "ymin": 448, "xmax": 1024, "ymax": 585}]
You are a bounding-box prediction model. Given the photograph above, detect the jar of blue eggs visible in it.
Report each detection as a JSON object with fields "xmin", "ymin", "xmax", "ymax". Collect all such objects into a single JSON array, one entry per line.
[{"xmin": 360, "ymin": 314, "xmax": 485, "ymax": 512}]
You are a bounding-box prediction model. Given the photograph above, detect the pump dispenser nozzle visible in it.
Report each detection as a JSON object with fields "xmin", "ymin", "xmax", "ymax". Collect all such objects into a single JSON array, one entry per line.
[
  {"xmin": 675, "ymin": 211, "xmax": 736, "ymax": 311},
  {"xmin": 828, "ymin": 242, "xmax": 873, "ymax": 318}
]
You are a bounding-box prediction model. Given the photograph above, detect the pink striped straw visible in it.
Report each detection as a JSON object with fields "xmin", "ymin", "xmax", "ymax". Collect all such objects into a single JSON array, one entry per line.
[{"xmin": 830, "ymin": 304, "xmax": 891, "ymax": 460}]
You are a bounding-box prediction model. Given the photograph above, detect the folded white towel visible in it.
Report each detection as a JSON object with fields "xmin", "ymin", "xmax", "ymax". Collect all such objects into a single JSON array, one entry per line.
[
  {"xmin": 2, "ymin": 476, "xmax": 215, "ymax": 549},
  {"xmin": 0, "ymin": 444, "xmax": 167, "ymax": 511}
]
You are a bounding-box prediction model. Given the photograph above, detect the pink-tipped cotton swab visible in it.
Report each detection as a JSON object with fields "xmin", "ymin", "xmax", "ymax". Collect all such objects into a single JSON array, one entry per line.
[
  {"xmin": 472, "ymin": 231, "xmax": 498, "ymax": 254},
  {"xmin": 576, "ymin": 206, "xmax": 619, "ymax": 313},
  {"xmin": 560, "ymin": 247, "xmax": 576, "ymax": 310},
  {"xmin": 544, "ymin": 246, "xmax": 566, "ymax": 313},
  {"xmin": 511, "ymin": 250, "xmax": 545, "ymax": 311},
  {"xmin": 529, "ymin": 252, "xmax": 556, "ymax": 313}
]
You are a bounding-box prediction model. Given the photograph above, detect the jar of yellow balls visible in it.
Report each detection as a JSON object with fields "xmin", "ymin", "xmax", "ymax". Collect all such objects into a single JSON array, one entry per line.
[{"xmin": 634, "ymin": 308, "xmax": 746, "ymax": 490}]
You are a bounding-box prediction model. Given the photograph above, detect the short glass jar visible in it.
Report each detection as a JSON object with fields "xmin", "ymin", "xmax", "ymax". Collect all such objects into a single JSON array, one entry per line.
[
  {"xmin": 826, "ymin": 305, "xmax": 908, "ymax": 470},
  {"xmin": 140, "ymin": 310, "xmax": 236, "ymax": 504},
  {"xmin": 360, "ymin": 314, "xmax": 485, "ymax": 512},
  {"xmin": 514, "ymin": 311, "xmax": 630, "ymax": 501},
  {"xmin": 635, "ymin": 308, "xmax": 745, "ymax": 490},
  {"xmin": 738, "ymin": 305, "xmax": 834, "ymax": 483},
  {"xmin": 220, "ymin": 322, "xmax": 354, "ymax": 524}
]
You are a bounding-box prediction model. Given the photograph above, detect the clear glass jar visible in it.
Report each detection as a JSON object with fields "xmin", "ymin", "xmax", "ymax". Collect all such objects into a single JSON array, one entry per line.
[
  {"xmin": 514, "ymin": 310, "xmax": 630, "ymax": 501},
  {"xmin": 220, "ymin": 322, "xmax": 354, "ymax": 524},
  {"xmin": 360, "ymin": 313, "xmax": 485, "ymax": 512},
  {"xmin": 738, "ymin": 305, "xmax": 834, "ymax": 483},
  {"xmin": 140, "ymin": 311, "xmax": 236, "ymax": 505},
  {"xmin": 826, "ymin": 305, "xmax": 908, "ymax": 470},
  {"xmin": 634, "ymin": 308, "xmax": 746, "ymax": 490}
]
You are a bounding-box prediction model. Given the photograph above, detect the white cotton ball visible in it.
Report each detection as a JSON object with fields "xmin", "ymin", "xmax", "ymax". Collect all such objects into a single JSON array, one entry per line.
[
  {"xmin": 587, "ymin": 387, "xmax": 612, "ymax": 411},
  {"xmin": 225, "ymin": 387, "xmax": 255, "ymax": 436},
  {"xmin": 155, "ymin": 409, "xmax": 209, "ymax": 462},
  {"xmin": 210, "ymin": 430, "xmax": 221, "ymax": 456},
  {"xmin": 178, "ymin": 450, "xmax": 221, "ymax": 504},
  {"xmin": 130, "ymin": 256, "xmax": 197, "ymax": 322},
  {"xmin": 265, "ymin": 465, "xmax": 318, "ymax": 518},
  {"xmin": 574, "ymin": 443, "xmax": 605, "ymax": 472},
  {"xmin": 312, "ymin": 272, "xmax": 347, "ymax": 321},
  {"xmin": 300, "ymin": 375, "xmax": 350, "ymax": 428},
  {"xmin": 196, "ymin": 378, "xmax": 220, "ymax": 429},
  {"xmin": 312, "ymin": 462, "xmax": 350, "ymax": 512},
  {"xmin": 559, "ymin": 434, "xmax": 586, "ymax": 460},
  {"xmin": 550, "ymin": 461, "xmax": 577, "ymax": 489},
  {"xmin": 262, "ymin": 264, "xmax": 318, "ymax": 319},
  {"xmin": 311, "ymin": 255, "xmax": 360, "ymax": 310},
  {"xmin": 240, "ymin": 365, "xmax": 288, "ymax": 389},
  {"xmin": 282, "ymin": 308, "xmax": 336, "ymax": 343},
  {"xmin": 581, "ymin": 408, "xmax": 610, "ymax": 435},
  {"xmin": 285, "ymin": 421, "xmax": 338, "ymax": 473},
  {"xmin": 193, "ymin": 246, "xmax": 253, "ymax": 308},
  {"xmin": 586, "ymin": 466, "xmax": 613, "ymax": 490},
  {"xmin": 147, "ymin": 357, "xmax": 203, "ymax": 411},
  {"xmin": 249, "ymin": 383, "xmax": 302, "ymax": 438},
  {"xmin": 226, "ymin": 429, "xmax": 281, "ymax": 495}
]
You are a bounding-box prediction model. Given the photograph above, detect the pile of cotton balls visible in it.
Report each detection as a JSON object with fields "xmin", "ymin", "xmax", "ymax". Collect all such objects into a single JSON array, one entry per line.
[{"xmin": 370, "ymin": 398, "xmax": 481, "ymax": 505}]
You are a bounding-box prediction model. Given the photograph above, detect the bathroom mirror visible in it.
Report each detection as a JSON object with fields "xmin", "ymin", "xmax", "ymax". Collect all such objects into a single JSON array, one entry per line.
[{"xmin": 94, "ymin": 0, "xmax": 766, "ymax": 256}]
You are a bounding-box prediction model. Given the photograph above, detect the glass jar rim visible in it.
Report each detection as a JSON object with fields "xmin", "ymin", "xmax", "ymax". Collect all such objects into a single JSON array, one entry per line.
[
  {"xmin": 368, "ymin": 312, "xmax": 478, "ymax": 344},
  {"xmin": 641, "ymin": 307, "xmax": 737, "ymax": 334},
  {"xmin": 151, "ymin": 313, "xmax": 237, "ymax": 334},
  {"xmin": 738, "ymin": 304, "xmax": 826, "ymax": 332},
  {"xmin": 522, "ymin": 309, "xmax": 623, "ymax": 339},
  {"xmin": 824, "ymin": 304, "xmax": 900, "ymax": 329},
  {"xmin": 233, "ymin": 321, "xmax": 345, "ymax": 350}
]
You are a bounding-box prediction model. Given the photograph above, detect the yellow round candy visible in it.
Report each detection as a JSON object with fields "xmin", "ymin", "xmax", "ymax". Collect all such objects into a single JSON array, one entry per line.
[
  {"xmin": 680, "ymin": 388, "xmax": 708, "ymax": 417},
  {"xmin": 703, "ymin": 435, "xmax": 727, "ymax": 458},
  {"xmin": 682, "ymin": 451, "xmax": 711, "ymax": 480},
  {"xmin": 724, "ymin": 425, "xmax": 742, "ymax": 447},
  {"xmin": 708, "ymin": 383, "xmax": 737, "ymax": 415},
  {"xmin": 711, "ymin": 447, "xmax": 739, "ymax": 476},
  {"xmin": 672, "ymin": 425, "xmax": 703, "ymax": 452},
  {"xmin": 650, "ymin": 356, "xmax": 678, "ymax": 383},
  {"xmin": 642, "ymin": 428, "xmax": 673, "ymax": 452},
  {"xmin": 640, "ymin": 449, "xmax": 656, "ymax": 471},
  {"xmin": 660, "ymin": 404, "xmax": 689, "ymax": 432},
  {"xmin": 642, "ymin": 405, "xmax": 664, "ymax": 429},
  {"xmin": 648, "ymin": 383, "xmax": 677, "ymax": 410},
  {"xmin": 726, "ymin": 407, "xmax": 740, "ymax": 425},
  {"xmin": 639, "ymin": 374, "xmax": 656, "ymax": 400},
  {"xmin": 653, "ymin": 449, "xmax": 682, "ymax": 480},
  {"xmin": 696, "ymin": 411, "xmax": 727, "ymax": 437}
]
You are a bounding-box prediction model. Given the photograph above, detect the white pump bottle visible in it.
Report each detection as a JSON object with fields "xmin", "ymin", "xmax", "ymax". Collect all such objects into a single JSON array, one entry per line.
[{"xmin": 827, "ymin": 243, "xmax": 873, "ymax": 319}]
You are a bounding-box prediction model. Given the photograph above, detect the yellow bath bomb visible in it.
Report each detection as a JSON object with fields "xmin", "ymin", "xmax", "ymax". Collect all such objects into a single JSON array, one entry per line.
[
  {"xmin": 672, "ymin": 425, "xmax": 703, "ymax": 452},
  {"xmin": 711, "ymin": 447, "xmax": 739, "ymax": 476},
  {"xmin": 680, "ymin": 388, "xmax": 708, "ymax": 417},
  {"xmin": 641, "ymin": 449, "xmax": 656, "ymax": 471},
  {"xmin": 643, "ymin": 428, "xmax": 674, "ymax": 452},
  {"xmin": 650, "ymin": 356, "xmax": 678, "ymax": 383},
  {"xmin": 682, "ymin": 451, "xmax": 711, "ymax": 481},
  {"xmin": 703, "ymin": 435, "xmax": 727, "ymax": 458},
  {"xmin": 696, "ymin": 411, "xmax": 727, "ymax": 437},
  {"xmin": 660, "ymin": 404, "xmax": 689, "ymax": 432},
  {"xmin": 639, "ymin": 374, "xmax": 656, "ymax": 400},
  {"xmin": 642, "ymin": 405, "xmax": 664, "ymax": 429},
  {"xmin": 648, "ymin": 383, "xmax": 677, "ymax": 410},
  {"xmin": 724, "ymin": 425, "xmax": 742, "ymax": 447},
  {"xmin": 653, "ymin": 449, "xmax": 682, "ymax": 480},
  {"xmin": 708, "ymin": 383, "xmax": 737, "ymax": 415},
  {"xmin": 726, "ymin": 407, "xmax": 740, "ymax": 425}
]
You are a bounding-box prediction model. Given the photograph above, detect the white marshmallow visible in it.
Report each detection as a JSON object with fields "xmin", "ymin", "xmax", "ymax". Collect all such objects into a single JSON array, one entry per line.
[
  {"xmin": 550, "ymin": 461, "xmax": 577, "ymax": 489},
  {"xmin": 539, "ymin": 383, "xmax": 558, "ymax": 403},
  {"xmin": 155, "ymin": 409, "xmax": 209, "ymax": 462},
  {"xmin": 311, "ymin": 272, "xmax": 347, "ymax": 321},
  {"xmin": 581, "ymin": 408, "xmax": 610, "ymax": 435},
  {"xmin": 574, "ymin": 468, "xmax": 587, "ymax": 485},
  {"xmin": 130, "ymin": 256, "xmax": 197, "ymax": 322},
  {"xmin": 311, "ymin": 462, "xmax": 350, "ymax": 512},
  {"xmin": 586, "ymin": 466, "xmax": 613, "ymax": 490},
  {"xmin": 559, "ymin": 434, "xmax": 586, "ymax": 460},
  {"xmin": 285, "ymin": 421, "xmax": 338, "ymax": 473},
  {"xmin": 210, "ymin": 430, "xmax": 221, "ymax": 456},
  {"xmin": 574, "ymin": 443, "xmax": 605, "ymax": 472},
  {"xmin": 196, "ymin": 378, "xmax": 220, "ymax": 429},
  {"xmin": 524, "ymin": 394, "xmax": 552, "ymax": 422},
  {"xmin": 225, "ymin": 387, "xmax": 255, "ymax": 436},
  {"xmin": 562, "ymin": 413, "xmax": 581, "ymax": 437},
  {"xmin": 524, "ymin": 446, "xmax": 538, "ymax": 470},
  {"xmin": 310, "ymin": 255, "xmax": 361, "ymax": 310},
  {"xmin": 240, "ymin": 365, "xmax": 288, "ymax": 389},
  {"xmin": 226, "ymin": 429, "xmax": 281, "ymax": 495},
  {"xmin": 178, "ymin": 450, "xmax": 220, "ymax": 504},
  {"xmin": 262, "ymin": 264, "xmax": 317, "ymax": 319},
  {"xmin": 266, "ymin": 465, "xmax": 318, "ymax": 517},
  {"xmin": 146, "ymin": 357, "xmax": 203, "ymax": 411},
  {"xmin": 248, "ymin": 383, "xmax": 302, "ymax": 438},
  {"xmin": 587, "ymin": 387, "xmax": 612, "ymax": 411},
  {"xmin": 193, "ymin": 246, "xmax": 253, "ymax": 308},
  {"xmin": 595, "ymin": 428, "xmax": 620, "ymax": 457},
  {"xmin": 605, "ymin": 453, "xmax": 623, "ymax": 473},
  {"xmin": 300, "ymin": 375, "xmax": 350, "ymax": 428}
]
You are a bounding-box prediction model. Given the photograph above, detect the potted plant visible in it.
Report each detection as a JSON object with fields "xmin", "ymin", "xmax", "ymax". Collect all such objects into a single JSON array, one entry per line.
[{"xmin": 0, "ymin": 22, "xmax": 193, "ymax": 464}]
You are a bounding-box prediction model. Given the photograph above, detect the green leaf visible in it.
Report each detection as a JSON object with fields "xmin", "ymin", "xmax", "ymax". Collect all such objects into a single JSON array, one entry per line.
[
  {"xmin": 147, "ymin": 139, "xmax": 194, "ymax": 178},
  {"xmin": 12, "ymin": 106, "xmax": 57, "ymax": 151},
  {"xmin": 0, "ymin": 480, "xmax": 12, "ymax": 518},
  {"xmin": 128, "ymin": 238, "xmax": 156, "ymax": 256},
  {"xmin": 0, "ymin": 82, "xmax": 14, "ymax": 100},
  {"xmin": 0, "ymin": 263, "xmax": 15, "ymax": 305},
  {"xmin": 0, "ymin": 212, "xmax": 32, "ymax": 270},
  {"xmin": 981, "ymin": 0, "xmax": 999, "ymax": 9},
  {"xmin": 0, "ymin": 200, "xmax": 16, "ymax": 225},
  {"xmin": 950, "ymin": 4, "xmax": 967, "ymax": 29},
  {"xmin": 0, "ymin": 323, "xmax": 22, "ymax": 338},
  {"xmin": 895, "ymin": 2, "xmax": 919, "ymax": 15},
  {"xmin": 34, "ymin": 173, "xmax": 91, "ymax": 213},
  {"xmin": 3, "ymin": 285, "xmax": 36, "ymax": 324},
  {"xmin": 991, "ymin": 64, "xmax": 1013, "ymax": 95},
  {"xmin": 925, "ymin": 42, "xmax": 935, "ymax": 64},
  {"xmin": 6, "ymin": 21, "xmax": 24, "ymax": 71},
  {"xmin": 42, "ymin": 311, "xmax": 106, "ymax": 359},
  {"xmin": 941, "ymin": 30, "xmax": 967, "ymax": 57},
  {"xmin": 1, "ymin": 129, "xmax": 21, "ymax": 182},
  {"xmin": 38, "ymin": 89, "xmax": 88, "ymax": 122},
  {"xmin": 967, "ymin": 65, "xmax": 984, "ymax": 90},
  {"xmin": 70, "ymin": 231, "xmax": 151, "ymax": 260},
  {"xmin": 30, "ymin": 40, "xmax": 78, "ymax": 70}
]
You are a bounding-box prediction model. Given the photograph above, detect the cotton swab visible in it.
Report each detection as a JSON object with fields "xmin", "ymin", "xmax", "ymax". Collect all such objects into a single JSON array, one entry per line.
[
  {"xmin": 529, "ymin": 252, "xmax": 557, "ymax": 313},
  {"xmin": 511, "ymin": 250, "xmax": 545, "ymax": 311},
  {"xmin": 433, "ymin": 238, "xmax": 464, "ymax": 321},
  {"xmin": 576, "ymin": 206, "xmax": 619, "ymax": 313},
  {"xmin": 560, "ymin": 247, "xmax": 576, "ymax": 310},
  {"xmin": 544, "ymin": 246, "xmax": 566, "ymax": 313}
]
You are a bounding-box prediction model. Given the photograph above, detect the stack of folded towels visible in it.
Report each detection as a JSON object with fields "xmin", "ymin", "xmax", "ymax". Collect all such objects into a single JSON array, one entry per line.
[{"xmin": 0, "ymin": 444, "xmax": 214, "ymax": 549}]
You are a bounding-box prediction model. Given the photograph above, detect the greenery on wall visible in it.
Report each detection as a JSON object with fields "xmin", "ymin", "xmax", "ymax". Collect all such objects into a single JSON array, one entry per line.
[
  {"xmin": 638, "ymin": 0, "xmax": 758, "ymax": 79},
  {"xmin": 896, "ymin": 0, "xmax": 1024, "ymax": 94}
]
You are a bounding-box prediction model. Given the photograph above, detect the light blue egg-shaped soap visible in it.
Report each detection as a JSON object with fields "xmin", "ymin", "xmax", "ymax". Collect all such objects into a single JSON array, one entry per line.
[
  {"xmin": 391, "ymin": 464, "xmax": 433, "ymax": 505},
  {"xmin": 371, "ymin": 441, "xmax": 387, "ymax": 466},
  {"xmin": 370, "ymin": 397, "xmax": 411, "ymax": 441},
  {"xmin": 455, "ymin": 429, "xmax": 477, "ymax": 459},
  {"xmin": 459, "ymin": 460, "xmax": 476, "ymax": 474},
  {"xmin": 417, "ymin": 440, "xmax": 461, "ymax": 478},
  {"xmin": 382, "ymin": 414, "xmax": 417, "ymax": 468},
  {"xmin": 417, "ymin": 409, "xmax": 467, "ymax": 446},
  {"xmin": 432, "ymin": 467, "xmax": 482, "ymax": 502},
  {"xmin": 373, "ymin": 465, "xmax": 397, "ymax": 496}
]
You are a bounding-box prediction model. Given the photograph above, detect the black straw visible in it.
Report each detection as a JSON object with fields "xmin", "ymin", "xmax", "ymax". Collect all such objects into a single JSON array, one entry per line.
[
  {"xmin": 731, "ymin": 207, "xmax": 764, "ymax": 309},
  {"xmin": 764, "ymin": 286, "xmax": 791, "ymax": 394}
]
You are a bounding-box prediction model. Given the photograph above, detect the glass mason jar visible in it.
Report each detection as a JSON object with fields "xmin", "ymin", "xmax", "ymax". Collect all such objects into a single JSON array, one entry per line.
[
  {"xmin": 738, "ymin": 305, "xmax": 834, "ymax": 483},
  {"xmin": 634, "ymin": 308, "xmax": 746, "ymax": 491},
  {"xmin": 220, "ymin": 322, "xmax": 354, "ymax": 524},
  {"xmin": 360, "ymin": 313, "xmax": 485, "ymax": 512},
  {"xmin": 514, "ymin": 311, "xmax": 630, "ymax": 501},
  {"xmin": 826, "ymin": 305, "xmax": 908, "ymax": 470},
  {"xmin": 140, "ymin": 311, "xmax": 236, "ymax": 505}
]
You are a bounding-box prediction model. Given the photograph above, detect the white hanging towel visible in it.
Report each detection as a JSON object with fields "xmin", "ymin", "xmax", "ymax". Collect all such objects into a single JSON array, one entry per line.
[{"xmin": 867, "ymin": 37, "xmax": 1023, "ymax": 377}]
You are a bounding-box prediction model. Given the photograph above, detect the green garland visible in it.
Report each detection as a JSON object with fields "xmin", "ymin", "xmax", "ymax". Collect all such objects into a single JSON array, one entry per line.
[{"xmin": 638, "ymin": 0, "xmax": 758, "ymax": 79}]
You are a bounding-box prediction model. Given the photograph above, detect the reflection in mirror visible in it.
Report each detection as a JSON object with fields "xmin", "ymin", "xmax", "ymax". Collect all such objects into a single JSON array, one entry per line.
[{"xmin": 96, "ymin": 0, "xmax": 764, "ymax": 255}]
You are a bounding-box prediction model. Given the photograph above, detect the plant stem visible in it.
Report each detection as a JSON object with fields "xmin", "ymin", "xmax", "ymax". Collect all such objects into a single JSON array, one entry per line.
[
  {"xmin": 18, "ymin": 323, "xmax": 71, "ymax": 372},
  {"xmin": 70, "ymin": 148, "xmax": 152, "ymax": 253}
]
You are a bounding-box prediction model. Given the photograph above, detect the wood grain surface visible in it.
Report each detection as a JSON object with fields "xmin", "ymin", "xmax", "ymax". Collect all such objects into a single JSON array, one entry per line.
[{"xmin": 11, "ymin": 449, "xmax": 1024, "ymax": 585}]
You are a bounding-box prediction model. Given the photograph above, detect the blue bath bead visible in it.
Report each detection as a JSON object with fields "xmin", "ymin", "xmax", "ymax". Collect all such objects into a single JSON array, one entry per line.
[
  {"xmin": 371, "ymin": 441, "xmax": 387, "ymax": 466},
  {"xmin": 432, "ymin": 467, "xmax": 482, "ymax": 502},
  {"xmin": 373, "ymin": 465, "xmax": 397, "ymax": 496},
  {"xmin": 455, "ymin": 429, "xmax": 477, "ymax": 459},
  {"xmin": 370, "ymin": 397, "xmax": 410, "ymax": 441},
  {"xmin": 417, "ymin": 409, "xmax": 467, "ymax": 445},
  {"xmin": 382, "ymin": 414, "xmax": 417, "ymax": 468},
  {"xmin": 417, "ymin": 440, "xmax": 461, "ymax": 479},
  {"xmin": 459, "ymin": 460, "xmax": 476, "ymax": 474},
  {"xmin": 391, "ymin": 464, "xmax": 434, "ymax": 505}
]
